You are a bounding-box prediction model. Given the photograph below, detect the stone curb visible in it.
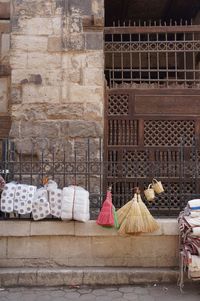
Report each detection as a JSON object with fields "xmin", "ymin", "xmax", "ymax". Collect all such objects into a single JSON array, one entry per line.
[{"xmin": 0, "ymin": 267, "xmax": 179, "ymax": 287}]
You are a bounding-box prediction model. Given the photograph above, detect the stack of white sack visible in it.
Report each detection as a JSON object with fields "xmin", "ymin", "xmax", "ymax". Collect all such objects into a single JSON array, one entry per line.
[
  {"xmin": 46, "ymin": 180, "xmax": 62, "ymax": 218},
  {"xmin": 61, "ymin": 185, "xmax": 90, "ymax": 222},
  {"xmin": 13, "ymin": 184, "xmax": 36, "ymax": 215},
  {"xmin": 0, "ymin": 182, "xmax": 17, "ymax": 213},
  {"xmin": 32, "ymin": 187, "xmax": 50, "ymax": 221},
  {"xmin": 188, "ymin": 199, "xmax": 200, "ymax": 211}
]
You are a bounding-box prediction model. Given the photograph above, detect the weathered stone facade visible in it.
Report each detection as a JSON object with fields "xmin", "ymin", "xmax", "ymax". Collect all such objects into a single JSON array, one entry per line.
[{"xmin": 10, "ymin": 0, "xmax": 104, "ymax": 153}]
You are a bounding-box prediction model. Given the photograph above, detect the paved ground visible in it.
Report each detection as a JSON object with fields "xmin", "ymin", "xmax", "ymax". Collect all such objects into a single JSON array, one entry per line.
[{"xmin": 0, "ymin": 283, "xmax": 199, "ymax": 301}]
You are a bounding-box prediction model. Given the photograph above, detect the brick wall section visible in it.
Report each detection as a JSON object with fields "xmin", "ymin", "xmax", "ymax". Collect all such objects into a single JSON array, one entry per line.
[{"xmin": 10, "ymin": 0, "xmax": 104, "ymax": 153}]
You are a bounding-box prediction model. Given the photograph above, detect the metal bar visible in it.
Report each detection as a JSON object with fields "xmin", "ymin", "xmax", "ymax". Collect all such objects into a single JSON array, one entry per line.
[{"xmin": 104, "ymin": 25, "xmax": 200, "ymax": 34}]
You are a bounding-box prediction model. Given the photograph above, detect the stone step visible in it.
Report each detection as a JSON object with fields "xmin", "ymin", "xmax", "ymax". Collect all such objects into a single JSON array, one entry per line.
[{"xmin": 0, "ymin": 267, "xmax": 179, "ymax": 287}]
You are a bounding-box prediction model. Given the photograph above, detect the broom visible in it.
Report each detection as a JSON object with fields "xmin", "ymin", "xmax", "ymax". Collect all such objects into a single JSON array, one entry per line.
[
  {"xmin": 96, "ymin": 186, "xmax": 114, "ymax": 227},
  {"xmin": 136, "ymin": 189, "xmax": 159, "ymax": 233},
  {"xmin": 118, "ymin": 192, "xmax": 145, "ymax": 235},
  {"xmin": 117, "ymin": 200, "xmax": 133, "ymax": 226}
]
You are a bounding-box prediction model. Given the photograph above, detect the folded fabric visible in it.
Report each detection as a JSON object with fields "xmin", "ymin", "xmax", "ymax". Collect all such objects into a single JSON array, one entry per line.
[
  {"xmin": 184, "ymin": 216, "xmax": 200, "ymax": 227},
  {"xmin": 0, "ymin": 182, "xmax": 17, "ymax": 213},
  {"xmin": 14, "ymin": 184, "xmax": 36, "ymax": 215},
  {"xmin": 190, "ymin": 211, "xmax": 200, "ymax": 218},
  {"xmin": 188, "ymin": 199, "xmax": 200, "ymax": 210},
  {"xmin": 49, "ymin": 188, "xmax": 62, "ymax": 218},
  {"xmin": 61, "ymin": 186, "xmax": 74, "ymax": 220},
  {"xmin": 188, "ymin": 255, "xmax": 200, "ymax": 271},
  {"xmin": 192, "ymin": 227, "xmax": 200, "ymax": 237},
  {"xmin": 32, "ymin": 188, "xmax": 50, "ymax": 221}
]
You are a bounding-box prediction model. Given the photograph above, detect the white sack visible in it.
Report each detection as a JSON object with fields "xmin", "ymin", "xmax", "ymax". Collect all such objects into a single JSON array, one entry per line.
[
  {"xmin": 49, "ymin": 188, "xmax": 62, "ymax": 218},
  {"xmin": 32, "ymin": 188, "xmax": 50, "ymax": 221},
  {"xmin": 14, "ymin": 184, "xmax": 36, "ymax": 215},
  {"xmin": 0, "ymin": 182, "xmax": 17, "ymax": 213}
]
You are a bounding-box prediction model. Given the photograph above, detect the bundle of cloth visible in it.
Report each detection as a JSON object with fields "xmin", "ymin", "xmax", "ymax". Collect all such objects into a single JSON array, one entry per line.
[{"xmin": 178, "ymin": 199, "xmax": 200, "ymax": 288}]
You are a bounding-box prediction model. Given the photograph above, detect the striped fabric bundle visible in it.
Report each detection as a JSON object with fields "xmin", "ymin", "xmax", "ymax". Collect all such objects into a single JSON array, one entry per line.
[{"xmin": 178, "ymin": 199, "xmax": 200, "ymax": 289}]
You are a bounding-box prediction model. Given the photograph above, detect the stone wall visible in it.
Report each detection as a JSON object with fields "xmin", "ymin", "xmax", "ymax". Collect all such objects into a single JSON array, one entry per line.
[
  {"xmin": 0, "ymin": 219, "xmax": 179, "ymax": 268},
  {"xmin": 10, "ymin": 0, "xmax": 104, "ymax": 154}
]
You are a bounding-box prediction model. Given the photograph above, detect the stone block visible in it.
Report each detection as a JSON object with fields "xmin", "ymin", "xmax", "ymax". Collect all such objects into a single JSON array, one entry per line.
[
  {"xmin": 0, "ymin": 221, "xmax": 30, "ymax": 237},
  {"xmin": 49, "ymin": 103, "xmax": 84, "ymax": 121},
  {"xmin": 7, "ymin": 237, "xmax": 51, "ymax": 259},
  {"xmin": 11, "ymin": 84, "xmax": 22, "ymax": 104},
  {"xmin": 30, "ymin": 221, "xmax": 75, "ymax": 236},
  {"xmin": 69, "ymin": 15, "xmax": 82, "ymax": 34},
  {"xmin": 85, "ymin": 32, "xmax": 103, "ymax": 50},
  {"xmin": 27, "ymin": 52, "xmax": 61, "ymax": 69},
  {"xmin": 91, "ymin": 236, "xmax": 133, "ymax": 258},
  {"xmin": 1, "ymin": 33, "xmax": 10, "ymax": 56},
  {"xmin": 20, "ymin": 121, "xmax": 60, "ymax": 139},
  {"xmin": 68, "ymin": 84, "xmax": 103, "ymax": 103},
  {"xmin": 84, "ymin": 102, "xmax": 103, "ymax": 120},
  {"xmin": 49, "ymin": 236, "xmax": 92, "ymax": 259},
  {"xmin": 18, "ymin": 270, "xmax": 37, "ymax": 286},
  {"xmin": 68, "ymin": 33, "xmax": 85, "ymax": 50},
  {"xmin": 18, "ymin": 17, "xmax": 55, "ymax": 35},
  {"xmin": 92, "ymin": 0, "xmax": 104, "ymax": 16},
  {"xmin": 68, "ymin": 120, "xmax": 103, "ymax": 137},
  {"xmin": 9, "ymin": 120, "xmax": 20, "ymax": 138},
  {"xmin": 12, "ymin": 68, "xmax": 62, "ymax": 86},
  {"xmin": 0, "ymin": 238, "xmax": 7, "ymax": 258},
  {"xmin": 0, "ymin": 77, "xmax": 9, "ymax": 112},
  {"xmin": 83, "ymin": 67, "xmax": 104, "ymax": 86},
  {"xmin": 75, "ymin": 221, "xmax": 117, "ymax": 236},
  {"xmin": 86, "ymin": 51, "xmax": 103, "ymax": 68},
  {"xmin": 37, "ymin": 268, "xmax": 84, "ymax": 286},
  {"xmin": 22, "ymin": 84, "xmax": 60, "ymax": 103},
  {"xmin": 10, "ymin": 50, "xmax": 28, "ymax": 68},
  {"xmin": 11, "ymin": 35, "xmax": 48, "ymax": 52},
  {"xmin": 48, "ymin": 36, "xmax": 62, "ymax": 52},
  {"xmin": 69, "ymin": 0, "xmax": 91, "ymax": 15}
]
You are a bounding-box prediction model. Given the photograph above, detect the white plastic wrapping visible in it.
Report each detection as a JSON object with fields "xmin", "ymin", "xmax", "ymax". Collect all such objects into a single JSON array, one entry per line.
[
  {"xmin": 32, "ymin": 188, "xmax": 50, "ymax": 221},
  {"xmin": 49, "ymin": 188, "xmax": 62, "ymax": 218},
  {"xmin": 0, "ymin": 182, "xmax": 17, "ymax": 213},
  {"xmin": 61, "ymin": 186, "xmax": 90, "ymax": 222},
  {"xmin": 13, "ymin": 184, "xmax": 36, "ymax": 215}
]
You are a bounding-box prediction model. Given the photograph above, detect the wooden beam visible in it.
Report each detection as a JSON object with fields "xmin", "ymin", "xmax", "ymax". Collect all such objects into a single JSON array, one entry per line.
[{"xmin": 0, "ymin": 2, "xmax": 10, "ymax": 19}]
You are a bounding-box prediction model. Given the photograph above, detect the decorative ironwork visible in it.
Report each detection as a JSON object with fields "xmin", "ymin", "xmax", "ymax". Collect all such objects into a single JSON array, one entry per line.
[
  {"xmin": 1, "ymin": 139, "xmax": 200, "ymax": 218},
  {"xmin": 105, "ymin": 25, "xmax": 200, "ymax": 88},
  {"xmin": 144, "ymin": 120, "xmax": 195, "ymax": 147}
]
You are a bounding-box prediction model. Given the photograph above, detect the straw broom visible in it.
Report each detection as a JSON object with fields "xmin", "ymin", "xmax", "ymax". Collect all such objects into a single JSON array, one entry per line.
[
  {"xmin": 117, "ymin": 200, "xmax": 133, "ymax": 226},
  {"xmin": 137, "ymin": 190, "xmax": 159, "ymax": 233},
  {"xmin": 118, "ymin": 193, "xmax": 145, "ymax": 235}
]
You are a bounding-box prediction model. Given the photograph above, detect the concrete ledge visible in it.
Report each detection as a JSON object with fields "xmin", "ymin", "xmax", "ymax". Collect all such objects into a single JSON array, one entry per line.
[
  {"xmin": 0, "ymin": 267, "xmax": 179, "ymax": 287},
  {"xmin": 0, "ymin": 219, "xmax": 178, "ymax": 237}
]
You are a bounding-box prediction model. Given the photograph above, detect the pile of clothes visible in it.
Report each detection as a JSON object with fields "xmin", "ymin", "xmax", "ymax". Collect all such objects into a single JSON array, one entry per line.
[
  {"xmin": 0, "ymin": 179, "xmax": 90, "ymax": 222},
  {"xmin": 178, "ymin": 199, "xmax": 200, "ymax": 288}
]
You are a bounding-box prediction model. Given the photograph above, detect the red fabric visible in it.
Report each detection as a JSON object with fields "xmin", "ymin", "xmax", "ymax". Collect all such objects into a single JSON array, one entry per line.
[{"xmin": 96, "ymin": 191, "xmax": 114, "ymax": 226}]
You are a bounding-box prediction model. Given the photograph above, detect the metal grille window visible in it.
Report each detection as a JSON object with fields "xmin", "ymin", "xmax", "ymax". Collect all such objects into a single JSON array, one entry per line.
[{"xmin": 105, "ymin": 22, "xmax": 200, "ymax": 88}]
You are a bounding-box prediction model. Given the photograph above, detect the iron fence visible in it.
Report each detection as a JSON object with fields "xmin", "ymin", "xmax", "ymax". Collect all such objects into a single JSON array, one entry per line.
[{"xmin": 0, "ymin": 138, "xmax": 200, "ymax": 220}]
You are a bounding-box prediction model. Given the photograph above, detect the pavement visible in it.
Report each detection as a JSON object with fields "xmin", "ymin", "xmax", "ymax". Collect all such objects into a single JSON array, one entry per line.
[{"xmin": 0, "ymin": 283, "xmax": 199, "ymax": 301}]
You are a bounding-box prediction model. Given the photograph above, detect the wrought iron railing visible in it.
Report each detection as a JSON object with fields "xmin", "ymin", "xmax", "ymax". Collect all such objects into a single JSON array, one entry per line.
[
  {"xmin": 105, "ymin": 22, "xmax": 200, "ymax": 88},
  {"xmin": 0, "ymin": 138, "xmax": 200, "ymax": 219}
]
